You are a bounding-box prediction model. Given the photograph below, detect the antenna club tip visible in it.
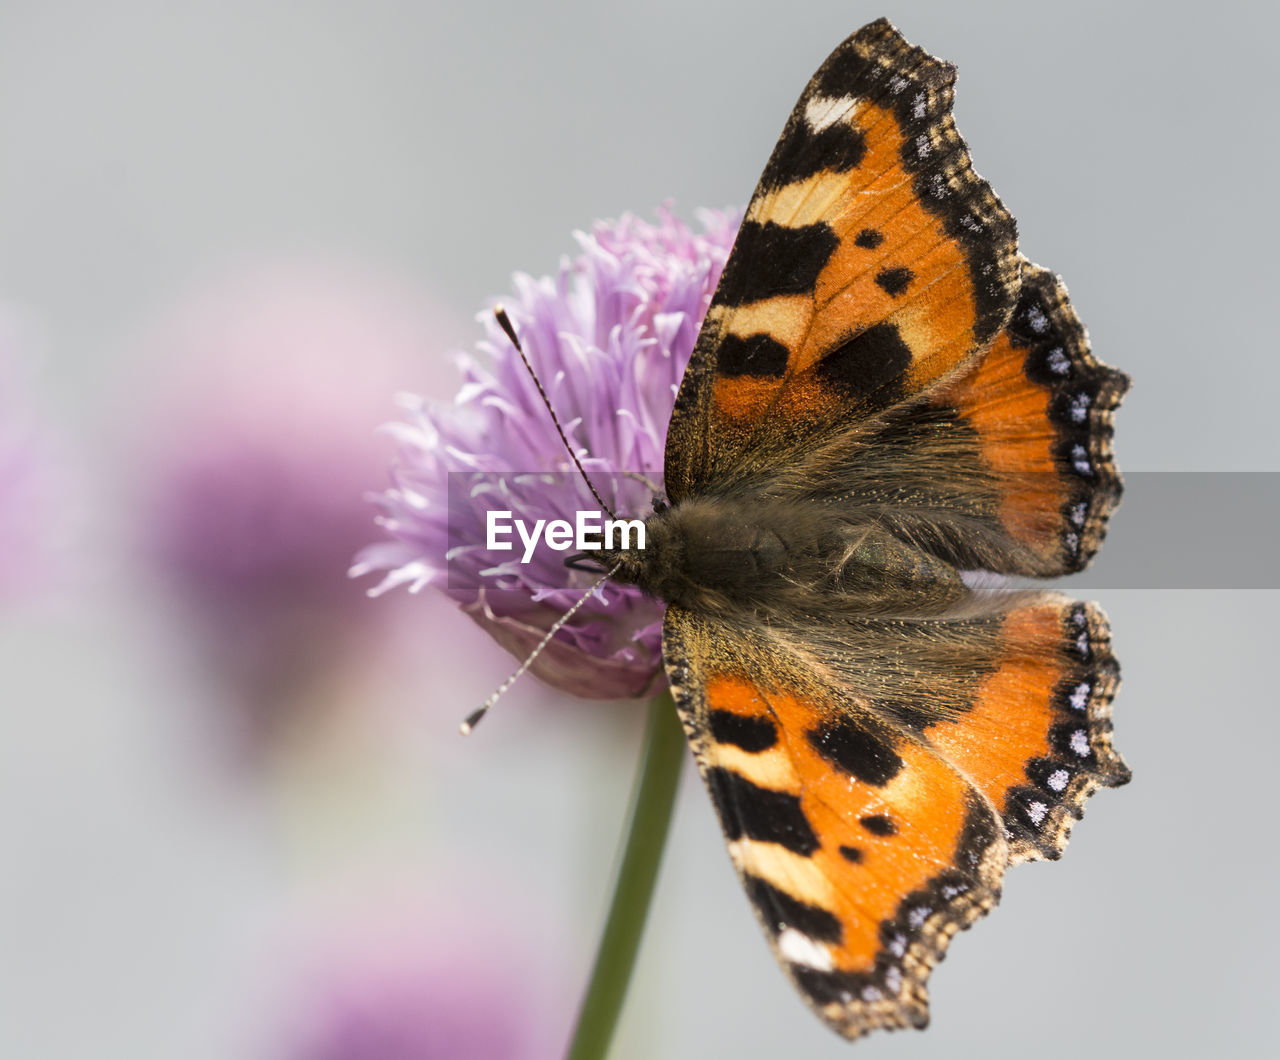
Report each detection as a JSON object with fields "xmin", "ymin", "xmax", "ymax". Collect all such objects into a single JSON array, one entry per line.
[
  {"xmin": 460, "ymin": 704, "xmax": 488, "ymax": 735},
  {"xmin": 493, "ymin": 305, "xmax": 521, "ymax": 349}
]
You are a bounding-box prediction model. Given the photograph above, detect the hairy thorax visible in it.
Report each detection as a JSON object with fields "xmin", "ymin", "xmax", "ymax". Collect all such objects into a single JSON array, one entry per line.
[{"xmin": 607, "ymin": 495, "xmax": 968, "ymax": 619}]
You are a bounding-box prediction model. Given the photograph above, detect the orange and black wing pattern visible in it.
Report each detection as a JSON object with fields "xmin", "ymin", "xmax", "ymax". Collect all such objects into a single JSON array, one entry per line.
[
  {"xmin": 826, "ymin": 257, "xmax": 1130, "ymax": 578},
  {"xmin": 928, "ymin": 260, "xmax": 1129, "ymax": 574},
  {"xmin": 664, "ymin": 596, "xmax": 1127, "ymax": 1037},
  {"xmin": 664, "ymin": 19, "xmax": 1019, "ymax": 501},
  {"xmin": 912, "ymin": 594, "xmax": 1129, "ymax": 864},
  {"xmin": 647, "ymin": 15, "xmax": 1130, "ymax": 1046},
  {"xmin": 663, "ymin": 606, "xmax": 1007, "ymax": 1039}
]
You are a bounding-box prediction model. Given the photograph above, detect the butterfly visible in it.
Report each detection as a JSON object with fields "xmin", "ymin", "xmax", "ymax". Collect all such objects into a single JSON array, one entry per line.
[{"xmin": 592, "ymin": 18, "xmax": 1130, "ymax": 1040}]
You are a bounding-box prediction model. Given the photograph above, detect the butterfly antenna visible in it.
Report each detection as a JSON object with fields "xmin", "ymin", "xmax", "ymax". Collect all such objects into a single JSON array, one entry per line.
[
  {"xmin": 493, "ymin": 305, "xmax": 617, "ymax": 521},
  {"xmin": 459, "ymin": 560, "xmax": 623, "ymax": 735}
]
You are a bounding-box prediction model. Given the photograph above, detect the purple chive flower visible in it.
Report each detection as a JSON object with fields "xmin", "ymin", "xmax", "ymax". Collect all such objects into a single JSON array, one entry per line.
[
  {"xmin": 355, "ymin": 208, "xmax": 740, "ymax": 700},
  {"xmin": 134, "ymin": 263, "xmax": 459, "ymax": 749}
]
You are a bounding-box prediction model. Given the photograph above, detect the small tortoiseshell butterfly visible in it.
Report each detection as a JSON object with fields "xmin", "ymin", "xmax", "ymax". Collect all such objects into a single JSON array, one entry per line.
[{"xmin": 594, "ymin": 18, "xmax": 1129, "ymax": 1040}]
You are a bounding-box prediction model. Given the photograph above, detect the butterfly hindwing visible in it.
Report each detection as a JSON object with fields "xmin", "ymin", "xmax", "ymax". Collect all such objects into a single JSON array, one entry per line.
[
  {"xmin": 901, "ymin": 594, "xmax": 1128, "ymax": 864},
  {"xmin": 928, "ymin": 260, "xmax": 1129, "ymax": 575},
  {"xmin": 665, "ymin": 19, "xmax": 1020, "ymax": 501}
]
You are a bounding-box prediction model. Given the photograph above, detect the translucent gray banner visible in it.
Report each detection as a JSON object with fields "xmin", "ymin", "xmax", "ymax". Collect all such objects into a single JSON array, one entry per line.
[
  {"xmin": 1055, "ymin": 472, "xmax": 1280, "ymax": 590},
  {"xmin": 445, "ymin": 471, "xmax": 1280, "ymax": 591}
]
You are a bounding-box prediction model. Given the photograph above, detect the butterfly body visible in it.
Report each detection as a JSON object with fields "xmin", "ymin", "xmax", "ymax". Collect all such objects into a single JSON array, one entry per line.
[
  {"xmin": 606, "ymin": 493, "xmax": 969, "ymax": 618},
  {"xmin": 585, "ymin": 18, "xmax": 1130, "ymax": 1042}
]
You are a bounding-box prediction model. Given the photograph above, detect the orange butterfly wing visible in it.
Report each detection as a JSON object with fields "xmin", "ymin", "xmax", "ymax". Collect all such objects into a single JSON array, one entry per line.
[
  {"xmin": 665, "ymin": 19, "xmax": 1019, "ymax": 500},
  {"xmin": 915, "ymin": 595, "xmax": 1128, "ymax": 864},
  {"xmin": 664, "ymin": 592, "xmax": 1127, "ymax": 1037},
  {"xmin": 929, "ymin": 259, "xmax": 1129, "ymax": 574},
  {"xmin": 663, "ymin": 606, "xmax": 1007, "ymax": 1039},
  {"xmin": 796, "ymin": 257, "xmax": 1129, "ymax": 578}
]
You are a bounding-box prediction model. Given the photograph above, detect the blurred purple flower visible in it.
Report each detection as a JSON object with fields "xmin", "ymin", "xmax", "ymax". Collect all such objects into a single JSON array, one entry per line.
[
  {"xmin": 273, "ymin": 895, "xmax": 558, "ymax": 1060},
  {"xmin": 354, "ymin": 208, "xmax": 739, "ymax": 700},
  {"xmin": 134, "ymin": 262, "xmax": 460, "ymax": 750},
  {"xmin": 0, "ymin": 311, "xmax": 60, "ymax": 602}
]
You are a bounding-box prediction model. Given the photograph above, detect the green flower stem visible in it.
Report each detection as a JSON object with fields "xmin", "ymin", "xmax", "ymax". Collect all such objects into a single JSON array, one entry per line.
[{"xmin": 566, "ymin": 688, "xmax": 685, "ymax": 1060}]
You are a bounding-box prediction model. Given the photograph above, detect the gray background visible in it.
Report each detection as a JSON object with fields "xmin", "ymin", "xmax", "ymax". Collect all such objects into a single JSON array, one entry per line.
[{"xmin": 2, "ymin": 1, "xmax": 1277, "ymax": 1058}]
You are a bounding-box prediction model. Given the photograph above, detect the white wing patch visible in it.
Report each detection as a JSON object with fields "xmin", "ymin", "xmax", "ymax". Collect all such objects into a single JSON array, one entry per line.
[
  {"xmin": 804, "ymin": 94, "xmax": 859, "ymax": 133},
  {"xmin": 778, "ymin": 927, "xmax": 835, "ymax": 971}
]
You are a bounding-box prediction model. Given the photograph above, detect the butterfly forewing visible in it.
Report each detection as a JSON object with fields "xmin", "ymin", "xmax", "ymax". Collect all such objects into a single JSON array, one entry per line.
[
  {"xmin": 664, "ymin": 18, "xmax": 1019, "ymax": 501},
  {"xmin": 664, "ymin": 606, "xmax": 1008, "ymax": 1039}
]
